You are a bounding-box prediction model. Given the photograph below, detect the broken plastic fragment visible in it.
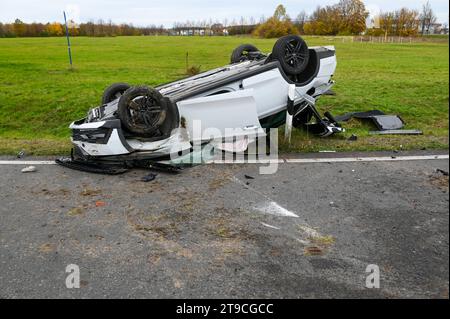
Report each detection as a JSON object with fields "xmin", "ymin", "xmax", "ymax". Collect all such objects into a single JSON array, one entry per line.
[
  {"xmin": 141, "ymin": 173, "xmax": 157, "ymax": 182},
  {"xmin": 21, "ymin": 166, "xmax": 36, "ymax": 173}
]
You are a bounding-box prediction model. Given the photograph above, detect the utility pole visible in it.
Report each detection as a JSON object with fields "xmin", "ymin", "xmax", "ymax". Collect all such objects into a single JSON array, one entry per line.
[{"xmin": 63, "ymin": 11, "xmax": 73, "ymax": 69}]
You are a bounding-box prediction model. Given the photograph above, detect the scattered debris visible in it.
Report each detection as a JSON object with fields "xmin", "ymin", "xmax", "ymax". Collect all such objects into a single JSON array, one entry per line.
[
  {"xmin": 95, "ymin": 201, "xmax": 106, "ymax": 207},
  {"xmin": 80, "ymin": 188, "xmax": 101, "ymax": 196},
  {"xmin": 260, "ymin": 222, "xmax": 281, "ymax": 230},
  {"xmin": 436, "ymin": 169, "xmax": 449, "ymax": 176},
  {"xmin": 429, "ymin": 169, "xmax": 449, "ymax": 191},
  {"xmin": 244, "ymin": 174, "xmax": 255, "ymax": 180},
  {"xmin": 67, "ymin": 207, "xmax": 84, "ymax": 216},
  {"xmin": 38, "ymin": 243, "xmax": 55, "ymax": 253},
  {"xmin": 304, "ymin": 246, "xmax": 323, "ymax": 256},
  {"xmin": 348, "ymin": 134, "xmax": 358, "ymax": 141},
  {"xmin": 21, "ymin": 166, "xmax": 36, "ymax": 173},
  {"xmin": 335, "ymin": 110, "xmax": 422, "ymax": 135},
  {"xmin": 141, "ymin": 173, "xmax": 157, "ymax": 182},
  {"xmin": 335, "ymin": 110, "xmax": 404, "ymax": 130},
  {"xmin": 17, "ymin": 150, "xmax": 26, "ymax": 158}
]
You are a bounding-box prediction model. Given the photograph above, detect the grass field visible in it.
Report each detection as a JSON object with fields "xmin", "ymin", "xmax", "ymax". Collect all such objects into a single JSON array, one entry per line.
[{"xmin": 0, "ymin": 36, "xmax": 448, "ymax": 155}]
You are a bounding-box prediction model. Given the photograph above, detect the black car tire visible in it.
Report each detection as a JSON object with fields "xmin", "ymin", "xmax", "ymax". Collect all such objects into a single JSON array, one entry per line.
[
  {"xmin": 230, "ymin": 44, "xmax": 260, "ymax": 63},
  {"xmin": 292, "ymin": 108, "xmax": 314, "ymax": 128},
  {"xmin": 271, "ymin": 35, "xmax": 310, "ymax": 75},
  {"xmin": 118, "ymin": 86, "xmax": 167, "ymax": 136},
  {"xmin": 102, "ymin": 82, "xmax": 131, "ymax": 104}
]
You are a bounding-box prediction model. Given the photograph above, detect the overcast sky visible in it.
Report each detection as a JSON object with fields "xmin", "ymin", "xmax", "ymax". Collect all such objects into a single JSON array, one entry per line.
[{"xmin": 1, "ymin": 0, "xmax": 448, "ymax": 26}]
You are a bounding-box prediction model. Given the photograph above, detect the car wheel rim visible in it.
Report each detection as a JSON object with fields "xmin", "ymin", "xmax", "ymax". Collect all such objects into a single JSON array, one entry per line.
[
  {"xmin": 127, "ymin": 94, "xmax": 164, "ymax": 129},
  {"xmin": 284, "ymin": 39, "xmax": 307, "ymax": 69}
]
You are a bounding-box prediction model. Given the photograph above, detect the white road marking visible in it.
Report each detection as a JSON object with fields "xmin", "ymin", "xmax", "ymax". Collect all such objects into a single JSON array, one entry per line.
[
  {"xmin": 230, "ymin": 176, "xmax": 299, "ymax": 218},
  {"xmin": 284, "ymin": 155, "xmax": 448, "ymax": 163},
  {"xmin": 0, "ymin": 160, "xmax": 56, "ymax": 165},
  {"xmin": 0, "ymin": 154, "xmax": 447, "ymax": 165},
  {"xmin": 257, "ymin": 201, "xmax": 299, "ymax": 218},
  {"xmin": 213, "ymin": 159, "xmax": 285, "ymax": 164}
]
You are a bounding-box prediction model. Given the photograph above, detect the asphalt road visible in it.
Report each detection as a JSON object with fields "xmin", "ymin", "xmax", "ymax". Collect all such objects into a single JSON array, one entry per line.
[{"xmin": 0, "ymin": 152, "xmax": 448, "ymax": 298}]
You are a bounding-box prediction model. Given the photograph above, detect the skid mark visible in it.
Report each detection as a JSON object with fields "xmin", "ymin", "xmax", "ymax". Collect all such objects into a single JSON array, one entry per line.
[{"xmin": 260, "ymin": 222, "xmax": 281, "ymax": 230}]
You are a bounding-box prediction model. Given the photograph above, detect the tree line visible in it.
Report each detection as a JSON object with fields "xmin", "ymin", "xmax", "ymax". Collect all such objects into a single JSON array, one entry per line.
[
  {"xmin": 0, "ymin": 1, "xmax": 444, "ymax": 38},
  {"xmin": 0, "ymin": 19, "xmax": 167, "ymax": 37}
]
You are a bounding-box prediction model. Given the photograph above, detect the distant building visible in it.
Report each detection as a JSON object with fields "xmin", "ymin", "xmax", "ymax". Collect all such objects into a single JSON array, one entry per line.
[
  {"xmin": 170, "ymin": 24, "xmax": 226, "ymax": 36},
  {"xmin": 422, "ymin": 22, "xmax": 444, "ymax": 34}
]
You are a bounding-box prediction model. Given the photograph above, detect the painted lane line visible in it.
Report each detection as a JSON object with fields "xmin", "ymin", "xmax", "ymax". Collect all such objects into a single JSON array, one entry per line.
[
  {"xmin": 0, "ymin": 154, "xmax": 447, "ymax": 166},
  {"xmin": 284, "ymin": 155, "xmax": 448, "ymax": 164},
  {"xmin": 0, "ymin": 160, "xmax": 56, "ymax": 165},
  {"xmin": 213, "ymin": 159, "xmax": 285, "ymax": 164}
]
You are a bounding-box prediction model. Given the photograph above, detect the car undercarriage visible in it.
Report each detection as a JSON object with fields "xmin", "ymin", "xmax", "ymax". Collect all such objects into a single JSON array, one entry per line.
[{"xmin": 57, "ymin": 35, "xmax": 344, "ymax": 174}]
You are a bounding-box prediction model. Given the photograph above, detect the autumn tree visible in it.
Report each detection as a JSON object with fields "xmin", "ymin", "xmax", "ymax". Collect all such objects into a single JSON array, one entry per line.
[
  {"xmin": 303, "ymin": 0, "xmax": 368, "ymax": 35},
  {"xmin": 303, "ymin": 5, "xmax": 341, "ymax": 35},
  {"xmin": 273, "ymin": 4, "xmax": 287, "ymax": 20},
  {"xmin": 378, "ymin": 11, "xmax": 395, "ymax": 38},
  {"xmin": 394, "ymin": 8, "xmax": 419, "ymax": 36},
  {"xmin": 13, "ymin": 19, "xmax": 26, "ymax": 37},
  {"xmin": 373, "ymin": 8, "xmax": 419, "ymax": 37},
  {"xmin": 337, "ymin": 0, "xmax": 369, "ymax": 34},
  {"xmin": 253, "ymin": 4, "xmax": 298, "ymax": 38},
  {"xmin": 46, "ymin": 22, "xmax": 63, "ymax": 36}
]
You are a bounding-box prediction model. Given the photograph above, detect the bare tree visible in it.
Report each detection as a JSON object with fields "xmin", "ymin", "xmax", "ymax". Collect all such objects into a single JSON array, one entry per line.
[
  {"xmin": 419, "ymin": 1, "xmax": 437, "ymax": 35},
  {"xmin": 295, "ymin": 10, "xmax": 308, "ymax": 33},
  {"xmin": 442, "ymin": 22, "xmax": 449, "ymax": 35},
  {"xmin": 259, "ymin": 15, "xmax": 266, "ymax": 24}
]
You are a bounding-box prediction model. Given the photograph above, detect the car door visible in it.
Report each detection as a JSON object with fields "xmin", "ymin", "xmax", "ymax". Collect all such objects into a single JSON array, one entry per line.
[{"xmin": 176, "ymin": 89, "xmax": 265, "ymax": 143}]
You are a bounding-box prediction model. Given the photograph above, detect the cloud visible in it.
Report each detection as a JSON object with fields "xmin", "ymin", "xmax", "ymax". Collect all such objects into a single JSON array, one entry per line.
[
  {"xmin": 65, "ymin": 4, "xmax": 80, "ymax": 23},
  {"xmin": 0, "ymin": 0, "xmax": 448, "ymax": 26}
]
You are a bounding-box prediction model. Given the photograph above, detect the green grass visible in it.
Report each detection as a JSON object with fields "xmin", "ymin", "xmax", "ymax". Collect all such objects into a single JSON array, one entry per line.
[{"xmin": 0, "ymin": 36, "xmax": 448, "ymax": 155}]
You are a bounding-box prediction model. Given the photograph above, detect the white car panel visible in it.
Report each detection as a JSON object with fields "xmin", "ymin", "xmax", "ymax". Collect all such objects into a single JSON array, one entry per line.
[{"xmin": 177, "ymin": 89, "xmax": 265, "ymax": 142}]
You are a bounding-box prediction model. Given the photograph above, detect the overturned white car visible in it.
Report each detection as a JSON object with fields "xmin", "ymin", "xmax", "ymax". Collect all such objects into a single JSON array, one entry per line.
[{"xmin": 57, "ymin": 35, "xmax": 343, "ymax": 173}]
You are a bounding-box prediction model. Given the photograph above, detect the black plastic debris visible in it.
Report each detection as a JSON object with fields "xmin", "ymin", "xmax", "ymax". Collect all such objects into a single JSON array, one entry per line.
[
  {"xmin": 244, "ymin": 174, "xmax": 255, "ymax": 180},
  {"xmin": 17, "ymin": 150, "xmax": 25, "ymax": 158},
  {"xmin": 323, "ymin": 89, "xmax": 336, "ymax": 96},
  {"xmin": 56, "ymin": 157, "xmax": 129, "ymax": 175},
  {"xmin": 335, "ymin": 110, "xmax": 423, "ymax": 135},
  {"xmin": 348, "ymin": 134, "xmax": 358, "ymax": 141},
  {"xmin": 370, "ymin": 115, "xmax": 404, "ymax": 130},
  {"xmin": 334, "ymin": 110, "xmax": 385, "ymax": 122},
  {"xmin": 436, "ymin": 169, "xmax": 449, "ymax": 176},
  {"xmin": 335, "ymin": 110, "xmax": 404, "ymax": 130},
  {"xmin": 141, "ymin": 173, "xmax": 157, "ymax": 182}
]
